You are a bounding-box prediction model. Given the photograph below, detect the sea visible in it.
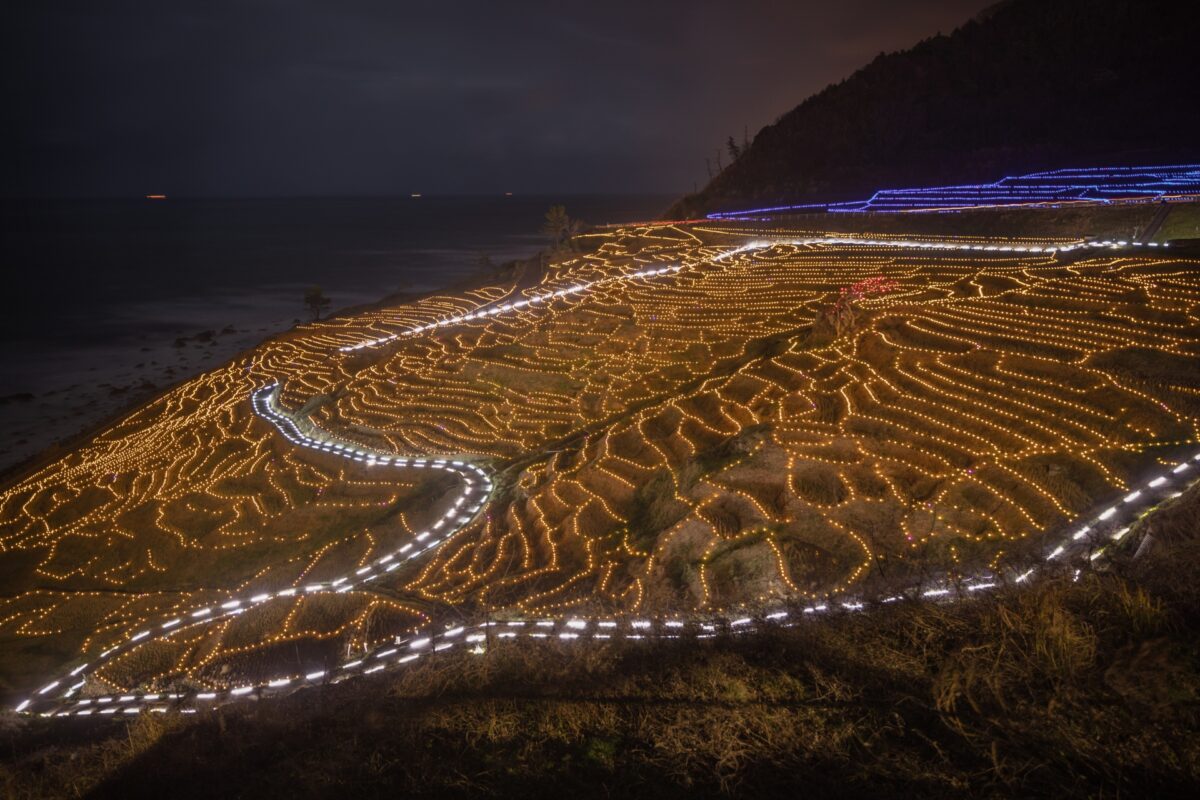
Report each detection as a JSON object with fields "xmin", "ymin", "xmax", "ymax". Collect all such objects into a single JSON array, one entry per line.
[{"xmin": 0, "ymin": 195, "xmax": 671, "ymax": 471}]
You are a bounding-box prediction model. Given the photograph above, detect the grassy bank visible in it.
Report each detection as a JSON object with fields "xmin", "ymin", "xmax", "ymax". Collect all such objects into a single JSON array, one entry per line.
[
  {"xmin": 1156, "ymin": 204, "xmax": 1200, "ymax": 241},
  {"xmin": 709, "ymin": 202, "xmax": 1168, "ymax": 241}
]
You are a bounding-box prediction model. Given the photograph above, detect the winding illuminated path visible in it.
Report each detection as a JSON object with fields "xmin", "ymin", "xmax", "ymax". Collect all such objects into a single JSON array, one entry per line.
[{"xmin": 13, "ymin": 233, "xmax": 1197, "ymax": 719}]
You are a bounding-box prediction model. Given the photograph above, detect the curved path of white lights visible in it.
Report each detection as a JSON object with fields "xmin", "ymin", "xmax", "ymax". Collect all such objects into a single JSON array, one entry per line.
[
  {"xmin": 13, "ymin": 233, "xmax": 1194, "ymax": 719},
  {"xmin": 341, "ymin": 236, "xmax": 1166, "ymax": 353}
]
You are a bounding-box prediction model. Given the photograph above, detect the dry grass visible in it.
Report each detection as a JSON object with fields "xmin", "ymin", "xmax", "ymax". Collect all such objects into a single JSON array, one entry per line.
[
  {"xmin": 1155, "ymin": 203, "xmax": 1200, "ymax": 241},
  {"xmin": 760, "ymin": 203, "xmax": 1164, "ymax": 241}
]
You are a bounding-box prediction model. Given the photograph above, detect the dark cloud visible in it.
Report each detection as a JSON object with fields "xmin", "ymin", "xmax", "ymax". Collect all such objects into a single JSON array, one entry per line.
[{"xmin": 3, "ymin": 0, "xmax": 994, "ymax": 196}]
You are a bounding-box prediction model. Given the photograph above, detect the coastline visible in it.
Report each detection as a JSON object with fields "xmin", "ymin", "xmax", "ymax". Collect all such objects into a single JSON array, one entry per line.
[
  {"xmin": 0, "ymin": 194, "xmax": 674, "ymax": 481},
  {"xmin": 0, "ymin": 251, "xmax": 540, "ymax": 488},
  {"xmin": 3, "ymin": 199, "xmax": 1169, "ymax": 486}
]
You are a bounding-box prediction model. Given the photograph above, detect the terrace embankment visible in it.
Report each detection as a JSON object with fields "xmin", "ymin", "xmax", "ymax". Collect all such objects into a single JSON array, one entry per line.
[
  {"xmin": 4, "ymin": 479, "xmax": 1199, "ymax": 798},
  {"xmin": 704, "ymin": 202, "xmax": 1200, "ymax": 243}
]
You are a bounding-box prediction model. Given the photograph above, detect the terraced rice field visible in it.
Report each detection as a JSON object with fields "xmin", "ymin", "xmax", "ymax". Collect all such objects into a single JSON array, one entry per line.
[{"xmin": 3, "ymin": 221, "xmax": 1198, "ymax": 715}]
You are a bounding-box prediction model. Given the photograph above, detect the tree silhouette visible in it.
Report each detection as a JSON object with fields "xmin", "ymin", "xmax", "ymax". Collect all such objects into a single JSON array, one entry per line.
[
  {"xmin": 542, "ymin": 205, "xmax": 573, "ymax": 251},
  {"xmin": 727, "ymin": 135, "xmax": 741, "ymax": 162},
  {"xmin": 304, "ymin": 286, "xmax": 331, "ymax": 321}
]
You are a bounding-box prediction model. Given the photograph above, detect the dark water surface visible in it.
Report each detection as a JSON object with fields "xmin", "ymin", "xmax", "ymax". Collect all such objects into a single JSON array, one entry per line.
[
  {"xmin": 0, "ymin": 195, "xmax": 669, "ymax": 470},
  {"xmin": 0, "ymin": 195, "xmax": 670, "ymax": 391}
]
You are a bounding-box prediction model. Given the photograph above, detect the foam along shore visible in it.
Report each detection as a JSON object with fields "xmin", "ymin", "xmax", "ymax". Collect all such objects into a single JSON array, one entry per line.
[{"xmin": 0, "ymin": 283, "xmax": 378, "ymax": 479}]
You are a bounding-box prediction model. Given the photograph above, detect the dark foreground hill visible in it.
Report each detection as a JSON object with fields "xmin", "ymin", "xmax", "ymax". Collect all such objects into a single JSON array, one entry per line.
[{"xmin": 667, "ymin": 0, "xmax": 1200, "ymax": 218}]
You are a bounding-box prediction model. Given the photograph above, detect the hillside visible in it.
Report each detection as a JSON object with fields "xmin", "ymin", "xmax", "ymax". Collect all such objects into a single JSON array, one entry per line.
[
  {"xmin": 5, "ymin": 480, "xmax": 1200, "ymax": 798},
  {"xmin": 1, "ymin": 202, "xmax": 1198, "ymax": 795},
  {"xmin": 4, "ymin": 207, "xmax": 1198, "ymax": 708},
  {"xmin": 666, "ymin": 0, "xmax": 1200, "ymax": 219}
]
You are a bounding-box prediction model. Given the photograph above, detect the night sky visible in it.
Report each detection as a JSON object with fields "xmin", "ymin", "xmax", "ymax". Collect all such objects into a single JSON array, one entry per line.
[{"xmin": 5, "ymin": 0, "xmax": 995, "ymax": 198}]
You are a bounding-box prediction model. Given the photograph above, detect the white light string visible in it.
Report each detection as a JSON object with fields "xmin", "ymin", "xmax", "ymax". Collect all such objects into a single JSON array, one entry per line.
[
  {"xmin": 711, "ymin": 236, "xmax": 1164, "ymax": 264},
  {"xmin": 16, "ymin": 446, "xmax": 1198, "ymax": 718},
  {"xmin": 340, "ymin": 263, "xmax": 685, "ymax": 352},
  {"xmin": 338, "ymin": 236, "xmax": 1162, "ymax": 353}
]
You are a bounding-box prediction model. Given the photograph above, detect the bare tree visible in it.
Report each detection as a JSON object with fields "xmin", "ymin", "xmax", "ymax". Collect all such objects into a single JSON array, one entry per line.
[
  {"xmin": 542, "ymin": 205, "xmax": 573, "ymax": 251},
  {"xmin": 304, "ymin": 286, "xmax": 331, "ymax": 321}
]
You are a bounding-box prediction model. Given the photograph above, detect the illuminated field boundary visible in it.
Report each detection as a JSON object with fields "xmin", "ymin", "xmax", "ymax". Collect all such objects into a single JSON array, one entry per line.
[
  {"xmin": 15, "ymin": 425, "xmax": 1198, "ymax": 718},
  {"xmin": 11, "ymin": 235, "xmax": 1196, "ymax": 718},
  {"xmin": 711, "ymin": 235, "xmax": 1163, "ymax": 263},
  {"xmin": 11, "ymin": 383, "xmax": 493, "ymax": 717},
  {"xmin": 708, "ymin": 163, "xmax": 1200, "ymax": 218},
  {"xmin": 338, "ymin": 235, "xmax": 1160, "ymax": 353},
  {"xmin": 340, "ymin": 263, "xmax": 686, "ymax": 352}
]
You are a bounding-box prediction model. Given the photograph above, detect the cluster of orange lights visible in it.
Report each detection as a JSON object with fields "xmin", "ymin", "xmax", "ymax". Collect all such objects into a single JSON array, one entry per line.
[{"xmin": 1, "ymin": 221, "xmax": 1197, "ymax": 698}]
